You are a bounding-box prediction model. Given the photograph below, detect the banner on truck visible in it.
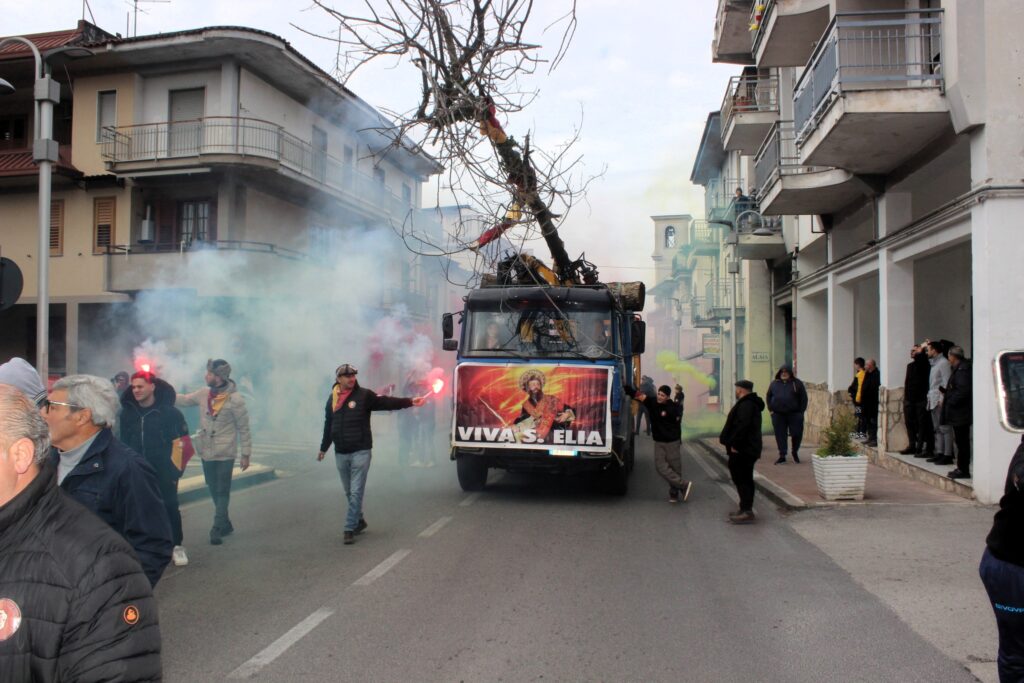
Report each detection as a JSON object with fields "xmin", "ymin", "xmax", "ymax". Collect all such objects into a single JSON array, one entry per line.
[{"xmin": 452, "ymin": 363, "xmax": 613, "ymax": 452}]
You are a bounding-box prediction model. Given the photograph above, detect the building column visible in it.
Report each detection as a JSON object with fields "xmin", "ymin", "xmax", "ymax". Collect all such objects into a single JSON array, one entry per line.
[
  {"xmin": 878, "ymin": 248, "xmax": 914, "ymax": 452},
  {"xmin": 827, "ymin": 273, "xmax": 854, "ymax": 392},
  {"xmin": 971, "ymin": 195, "xmax": 1024, "ymax": 504},
  {"xmin": 65, "ymin": 301, "xmax": 79, "ymax": 376}
]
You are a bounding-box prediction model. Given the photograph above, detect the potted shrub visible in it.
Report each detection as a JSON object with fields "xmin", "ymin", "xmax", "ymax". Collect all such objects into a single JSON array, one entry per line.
[{"xmin": 811, "ymin": 407, "xmax": 869, "ymax": 500}]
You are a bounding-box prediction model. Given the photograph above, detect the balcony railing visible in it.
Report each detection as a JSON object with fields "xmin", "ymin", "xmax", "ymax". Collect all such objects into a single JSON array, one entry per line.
[
  {"xmin": 793, "ymin": 8, "xmax": 944, "ymax": 143},
  {"xmin": 753, "ymin": 121, "xmax": 834, "ymax": 196},
  {"xmin": 706, "ymin": 278, "xmax": 746, "ymax": 313},
  {"xmin": 101, "ymin": 116, "xmax": 414, "ymax": 217},
  {"xmin": 690, "ymin": 219, "xmax": 715, "ymax": 246},
  {"xmin": 749, "ymin": 0, "xmax": 777, "ymax": 56},
  {"xmin": 720, "ymin": 75, "xmax": 779, "ymax": 125}
]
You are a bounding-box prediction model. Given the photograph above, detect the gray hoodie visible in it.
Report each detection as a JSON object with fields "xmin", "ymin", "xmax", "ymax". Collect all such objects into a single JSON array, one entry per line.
[{"xmin": 927, "ymin": 355, "xmax": 951, "ymax": 411}]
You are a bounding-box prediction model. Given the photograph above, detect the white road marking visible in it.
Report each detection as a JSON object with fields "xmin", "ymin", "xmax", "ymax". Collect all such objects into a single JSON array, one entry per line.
[
  {"xmin": 688, "ymin": 448, "xmax": 755, "ymax": 513},
  {"xmin": 459, "ymin": 492, "xmax": 481, "ymax": 507},
  {"xmin": 226, "ymin": 607, "xmax": 334, "ymax": 679},
  {"xmin": 418, "ymin": 516, "xmax": 453, "ymax": 538},
  {"xmin": 352, "ymin": 549, "xmax": 412, "ymax": 586}
]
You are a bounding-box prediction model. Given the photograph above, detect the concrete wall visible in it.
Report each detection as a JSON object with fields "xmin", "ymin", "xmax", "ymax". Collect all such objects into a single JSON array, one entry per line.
[
  {"xmin": 913, "ymin": 243, "xmax": 972, "ymax": 355},
  {"xmin": 70, "ymin": 73, "xmax": 137, "ymax": 176},
  {"xmin": 796, "ymin": 290, "xmax": 828, "ymax": 383},
  {"xmin": 830, "ymin": 201, "xmax": 873, "ymax": 261},
  {"xmin": 853, "ymin": 275, "xmax": 879, "ymax": 361},
  {"xmin": 140, "ymin": 69, "xmax": 222, "ymax": 123}
]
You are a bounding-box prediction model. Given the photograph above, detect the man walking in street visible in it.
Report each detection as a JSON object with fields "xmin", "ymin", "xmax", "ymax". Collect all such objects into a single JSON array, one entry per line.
[
  {"xmin": 120, "ymin": 371, "xmax": 193, "ymax": 567},
  {"xmin": 720, "ymin": 380, "xmax": 765, "ymax": 524},
  {"xmin": 626, "ymin": 382, "xmax": 691, "ymax": 503},
  {"xmin": 902, "ymin": 344, "xmax": 933, "ymax": 457},
  {"xmin": 943, "ymin": 346, "xmax": 973, "ymax": 479},
  {"xmin": 0, "ymin": 384, "xmax": 163, "ymax": 681},
  {"xmin": 43, "ymin": 374, "xmax": 173, "ymax": 586},
  {"xmin": 317, "ymin": 364, "xmax": 425, "ymax": 545},
  {"xmin": 861, "ymin": 359, "xmax": 881, "ymax": 448},
  {"xmin": 766, "ymin": 365, "xmax": 807, "ymax": 464},
  {"xmin": 926, "ymin": 341, "xmax": 954, "ymax": 466},
  {"xmin": 177, "ymin": 359, "xmax": 252, "ymax": 546}
]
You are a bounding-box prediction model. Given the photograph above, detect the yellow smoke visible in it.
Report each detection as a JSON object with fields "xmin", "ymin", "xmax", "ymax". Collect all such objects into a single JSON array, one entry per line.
[{"xmin": 655, "ymin": 350, "xmax": 717, "ymax": 389}]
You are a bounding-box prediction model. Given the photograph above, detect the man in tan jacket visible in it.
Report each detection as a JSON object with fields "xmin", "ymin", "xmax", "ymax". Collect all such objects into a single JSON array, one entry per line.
[{"xmin": 177, "ymin": 359, "xmax": 251, "ymax": 545}]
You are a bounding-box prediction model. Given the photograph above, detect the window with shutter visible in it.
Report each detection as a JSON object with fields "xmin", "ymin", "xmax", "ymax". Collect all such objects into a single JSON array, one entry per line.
[
  {"xmin": 94, "ymin": 197, "xmax": 115, "ymax": 254},
  {"xmin": 50, "ymin": 200, "xmax": 64, "ymax": 256}
]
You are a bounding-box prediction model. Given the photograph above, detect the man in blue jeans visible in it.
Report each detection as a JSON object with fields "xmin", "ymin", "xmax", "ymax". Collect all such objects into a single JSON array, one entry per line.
[{"xmin": 317, "ymin": 364, "xmax": 425, "ymax": 545}]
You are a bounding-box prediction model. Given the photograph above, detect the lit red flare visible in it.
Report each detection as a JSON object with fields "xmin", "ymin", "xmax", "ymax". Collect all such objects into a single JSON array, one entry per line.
[{"xmin": 432, "ymin": 378, "xmax": 445, "ymax": 394}]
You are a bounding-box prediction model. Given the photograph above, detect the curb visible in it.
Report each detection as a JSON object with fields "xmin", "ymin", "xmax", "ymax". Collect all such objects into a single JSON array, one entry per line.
[
  {"xmin": 691, "ymin": 439, "xmax": 808, "ymax": 511},
  {"xmin": 178, "ymin": 464, "xmax": 278, "ymax": 505}
]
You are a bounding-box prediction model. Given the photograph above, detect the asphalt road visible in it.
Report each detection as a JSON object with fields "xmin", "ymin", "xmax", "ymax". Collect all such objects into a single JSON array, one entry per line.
[{"xmin": 155, "ymin": 430, "xmax": 978, "ymax": 682}]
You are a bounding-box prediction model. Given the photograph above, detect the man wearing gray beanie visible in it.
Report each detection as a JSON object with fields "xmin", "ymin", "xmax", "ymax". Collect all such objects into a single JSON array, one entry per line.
[
  {"xmin": 0, "ymin": 357, "xmax": 47, "ymax": 407},
  {"xmin": 177, "ymin": 359, "xmax": 252, "ymax": 545}
]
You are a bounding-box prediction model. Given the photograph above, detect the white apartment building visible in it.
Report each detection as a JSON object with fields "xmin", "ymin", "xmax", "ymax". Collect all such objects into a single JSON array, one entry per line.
[
  {"xmin": 0, "ymin": 21, "xmax": 441, "ymax": 380},
  {"xmin": 697, "ymin": 0, "xmax": 1024, "ymax": 503}
]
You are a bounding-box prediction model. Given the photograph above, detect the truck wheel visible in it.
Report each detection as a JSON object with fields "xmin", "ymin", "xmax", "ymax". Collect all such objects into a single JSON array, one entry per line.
[
  {"xmin": 456, "ymin": 455, "xmax": 488, "ymax": 491},
  {"xmin": 625, "ymin": 433, "xmax": 636, "ymax": 473}
]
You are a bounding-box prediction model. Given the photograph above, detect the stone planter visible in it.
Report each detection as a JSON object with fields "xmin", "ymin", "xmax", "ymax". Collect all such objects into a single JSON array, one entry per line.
[{"xmin": 811, "ymin": 453, "xmax": 868, "ymax": 501}]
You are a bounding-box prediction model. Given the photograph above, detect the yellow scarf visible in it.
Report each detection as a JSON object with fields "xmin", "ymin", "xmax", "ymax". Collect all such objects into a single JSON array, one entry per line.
[{"xmin": 209, "ymin": 391, "xmax": 230, "ymax": 416}]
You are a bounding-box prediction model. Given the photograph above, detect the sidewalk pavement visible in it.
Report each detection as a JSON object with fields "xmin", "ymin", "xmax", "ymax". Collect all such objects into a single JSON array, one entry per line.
[{"xmin": 693, "ymin": 438, "xmax": 970, "ymax": 509}]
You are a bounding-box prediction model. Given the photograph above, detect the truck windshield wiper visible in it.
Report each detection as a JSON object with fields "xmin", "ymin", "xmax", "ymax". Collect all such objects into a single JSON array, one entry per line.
[{"xmin": 477, "ymin": 347, "xmax": 531, "ymax": 361}]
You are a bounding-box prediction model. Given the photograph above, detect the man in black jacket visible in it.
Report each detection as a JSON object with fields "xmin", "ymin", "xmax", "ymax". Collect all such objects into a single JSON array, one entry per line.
[
  {"xmin": 44, "ymin": 375, "xmax": 173, "ymax": 586},
  {"xmin": 719, "ymin": 380, "xmax": 765, "ymax": 524},
  {"xmin": 902, "ymin": 344, "xmax": 933, "ymax": 457},
  {"xmin": 626, "ymin": 382, "xmax": 691, "ymax": 503},
  {"xmin": 766, "ymin": 365, "xmax": 807, "ymax": 464},
  {"xmin": 0, "ymin": 384, "xmax": 162, "ymax": 681},
  {"xmin": 120, "ymin": 371, "xmax": 192, "ymax": 567},
  {"xmin": 317, "ymin": 364, "xmax": 425, "ymax": 545},
  {"xmin": 861, "ymin": 359, "xmax": 881, "ymax": 447},
  {"xmin": 943, "ymin": 346, "xmax": 973, "ymax": 479}
]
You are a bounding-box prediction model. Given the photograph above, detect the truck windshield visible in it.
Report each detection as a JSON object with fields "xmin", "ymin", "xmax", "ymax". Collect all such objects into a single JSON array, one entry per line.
[{"xmin": 464, "ymin": 308, "xmax": 616, "ymax": 359}]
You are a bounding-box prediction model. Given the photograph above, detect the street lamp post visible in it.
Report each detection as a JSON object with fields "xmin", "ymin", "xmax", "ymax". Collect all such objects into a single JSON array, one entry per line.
[{"xmin": 0, "ymin": 39, "xmax": 91, "ymax": 383}]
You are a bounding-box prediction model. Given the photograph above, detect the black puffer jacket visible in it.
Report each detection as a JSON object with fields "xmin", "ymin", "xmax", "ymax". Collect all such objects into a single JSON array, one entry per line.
[
  {"xmin": 0, "ymin": 462, "xmax": 161, "ymax": 681},
  {"xmin": 320, "ymin": 382, "xmax": 414, "ymax": 454},
  {"xmin": 942, "ymin": 361, "xmax": 973, "ymax": 427},
  {"xmin": 120, "ymin": 377, "xmax": 190, "ymax": 481},
  {"xmin": 719, "ymin": 393, "xmax": 765, "ymax": 460},
  {"xmin": 904, "ymin": 352, "xmax": 931, "ymax": 403}
]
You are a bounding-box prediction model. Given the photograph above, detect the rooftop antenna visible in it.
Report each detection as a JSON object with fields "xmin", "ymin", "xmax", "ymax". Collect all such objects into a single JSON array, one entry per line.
[
  {"xmin": 81, "ymin": 0, "xmax": 96, "ymax": 23},
  {"xmin": 127, "ymin": 0, "xmax": 171, "ymax": 37}
]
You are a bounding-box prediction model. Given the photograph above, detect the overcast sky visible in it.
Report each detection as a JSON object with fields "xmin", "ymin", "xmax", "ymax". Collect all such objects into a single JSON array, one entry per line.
[{"xmin": 2, "ymin": 0, "xmax": 736, "ymax": 282}]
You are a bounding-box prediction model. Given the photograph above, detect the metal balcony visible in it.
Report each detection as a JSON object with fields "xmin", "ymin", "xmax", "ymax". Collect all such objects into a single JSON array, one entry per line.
[
  {"xmin": 793, "ymin": 9, "xmax": 949, "ymax": 174},
  {"xmin": 753, "ymin": 121, "xmax": 865, "ymax": 216},
  {"xmin": 706, "ymin": 278, "xmax": 746, "ymax": 319},
  {"xmin": 721, "ymin": 75, "xmax": 779, "ymax": 154},
  {"xmin": 706, "ymin": 177, "xmax": 747, "ymax": 224},
  {"xmin": 101, "ymin": 116, "xmax": 414, "ymax": 219},
  {"xmin": 713, "ymin": 0, "xmax": 755, "ymax": 64},
  {"xmin": 749, "ymin": 0, "xmax": 830, "ymax": 68},
  {"xmin": 684, "ymin": 220, "xmax": 720, "ymax": 271},
  {"xmin": 690, "ymin": 297, "xmax": 719, "ymax": 329}
]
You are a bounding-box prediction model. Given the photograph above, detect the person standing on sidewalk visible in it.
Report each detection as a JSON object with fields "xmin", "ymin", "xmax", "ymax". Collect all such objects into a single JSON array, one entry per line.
[
  {"xmin": 120, "ymin": 371, "xmax": 193, "ymax": 567},
  {"xmin": 0, "ymin": 385, "xmax": 163, "ymax": 681},
  {"xmin": 719, "ymin": 380, "xmax": 765, "ymax": 524},
  {"xmin": 942, "ymin": 346, "xmax": 973, "ymax": 480},
  {"xmin": 980, "ymin": 435, "xmax": 1024, "ymax": 681},
  {"xmin": 926, "ymin": 341, "xmax": 954, "ymax": 466},
  {"xmin": 317, "ymin": 364, "xmax": 425, "ymax": 545},
  {"xmin": 766, "ymin": 365, "xmax": 807, "ymax": 464},
  {"xmin": 861, "ymin": 359, "xmax": 881, "ymax": 448},
  {"xmin": 176, "ymin": 359, "xmax": 252, "ymax": 546},
  {"xmin": 626, "ymin": 382, "xmax": 691, "ymax": 503},
  {"xmin": 849, "ymin": 358, "xmax": 866, "ymax": 439},
  {"xmin": 902, "ymin": 344, "xmax": 933, "ymax": 457}
]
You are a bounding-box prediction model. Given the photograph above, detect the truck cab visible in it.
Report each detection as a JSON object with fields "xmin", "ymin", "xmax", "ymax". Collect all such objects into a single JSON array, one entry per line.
[{"xmin": 443, "ymin": 283, "xmax": 645, "ymax": 494}]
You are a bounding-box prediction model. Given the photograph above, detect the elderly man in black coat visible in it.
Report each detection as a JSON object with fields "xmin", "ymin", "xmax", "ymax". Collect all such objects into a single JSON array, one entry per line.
[
  {"xmin": 0, "ymin": 384, "xmax": 162, "ymax": 682},
  {"xmin": 720, "ymin": 380, "xmax": 765, "ymax": 525},
  {"xmin": 943, "ymin": 346, "xmax": 973, "ymax": 479}
]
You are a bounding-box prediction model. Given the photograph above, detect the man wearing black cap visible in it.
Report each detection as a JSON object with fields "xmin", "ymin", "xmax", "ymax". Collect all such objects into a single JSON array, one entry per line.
[
  {"xmin": 719, "ymin": 380, "xmax": 765, "ymax": 524},
  {"xmin": 626, "ymin": 382, "xmax": 691, "ymax": 503},
  {"xmin": 317, "ymin": 364, "xmax": 425, "ymax": 545},
  {"xmin": 177, "ymin": 359, "xmax": 251, "ymax": 545}
]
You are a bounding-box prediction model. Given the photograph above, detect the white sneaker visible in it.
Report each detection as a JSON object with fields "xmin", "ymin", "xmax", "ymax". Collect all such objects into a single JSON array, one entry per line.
[{"xmin": 172, "ymin": 545, "xmax": 189, "ymax": 567}]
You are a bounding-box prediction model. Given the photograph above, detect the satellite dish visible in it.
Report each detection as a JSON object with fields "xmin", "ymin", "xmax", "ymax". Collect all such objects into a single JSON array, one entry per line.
[{"xmin": 0, "ymin": 257, "xmax": 24, "ymax": 312}]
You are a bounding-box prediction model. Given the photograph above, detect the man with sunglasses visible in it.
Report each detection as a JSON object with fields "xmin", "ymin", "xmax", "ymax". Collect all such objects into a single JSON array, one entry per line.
[
  {"xmin": 318, "ymin": 364, "xmax": 426, "ymax": 545},
  {"xmin": 43, "ymin": 374, "xmax": 173, "ymax": 587}
]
